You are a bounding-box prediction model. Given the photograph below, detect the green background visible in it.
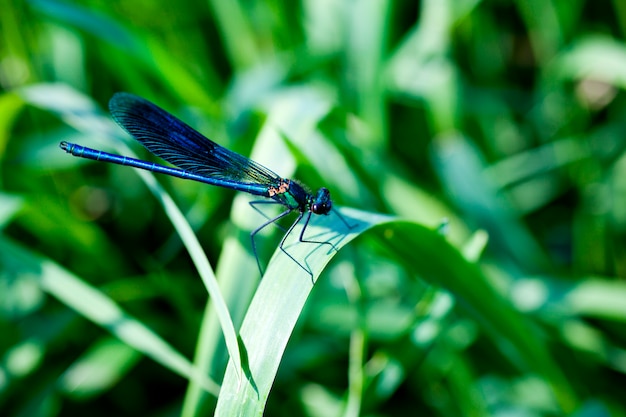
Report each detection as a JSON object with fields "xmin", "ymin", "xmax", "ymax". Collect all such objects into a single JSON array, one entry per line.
[{"xmin": 2, "ymin": 0, "xmax": 626, "ymax": 416}]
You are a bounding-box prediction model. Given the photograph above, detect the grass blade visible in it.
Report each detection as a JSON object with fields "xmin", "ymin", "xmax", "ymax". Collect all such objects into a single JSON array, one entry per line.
[
  {"xmin": 0, "ymin": 236, "xmax": 219, "ymax": 394},
  {"xmin": 19, "ymin": 84, "xmax": 244, "ymax": 386},
  {"xmin": 214, "ymin": 207, "xmax": 389, "ymax": 415}
]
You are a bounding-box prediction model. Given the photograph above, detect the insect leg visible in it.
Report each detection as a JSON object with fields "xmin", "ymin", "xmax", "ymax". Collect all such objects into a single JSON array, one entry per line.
[
  {"xmin": 277, "ymin": 212, "xmax": 313, "ymax": 277},
  {"xmin": 249, "ymin": 200, "xmax": 288, "ymax": 232},
  {"xmin": 250, "ymin": 207, "xmax": 293, "ymax": 276},
  {"xmin": 332, "ymin": 208, "xmax": 357, "ymax": 231},
  {"xmin": 298, "ymin": 211, "xmax": 339, "ymax": 252}
]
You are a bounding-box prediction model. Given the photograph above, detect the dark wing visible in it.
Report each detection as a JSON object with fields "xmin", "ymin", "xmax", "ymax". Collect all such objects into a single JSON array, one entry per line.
[{"xmin": 109, "ymin": 93, "xmax": 280, "ymax": 184}]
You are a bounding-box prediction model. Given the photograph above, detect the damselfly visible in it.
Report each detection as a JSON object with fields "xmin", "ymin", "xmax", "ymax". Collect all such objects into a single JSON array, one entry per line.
[{"xmin": 60, "ymin": 93, "xmax": 352, "ymax": 276}]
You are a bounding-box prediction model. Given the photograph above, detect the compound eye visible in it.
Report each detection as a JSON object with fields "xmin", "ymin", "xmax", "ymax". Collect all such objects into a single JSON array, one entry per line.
[{"xmin": 311, "ymin": 192, "xmax": 332, "ymax": 214}]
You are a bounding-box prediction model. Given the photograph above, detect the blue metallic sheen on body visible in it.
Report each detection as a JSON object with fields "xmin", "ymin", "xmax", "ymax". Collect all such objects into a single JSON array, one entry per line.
[
  {"xmin": 60, "ymin": 141, "xmax": 271, "ymax": 196},
  {"xmin": 59, "ymin": 92, "xmax": 348, "ymax": 276}
]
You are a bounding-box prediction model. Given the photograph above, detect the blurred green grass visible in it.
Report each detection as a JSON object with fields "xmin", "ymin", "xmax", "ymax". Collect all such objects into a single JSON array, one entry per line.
[{"xmin": 2, "ymin": 0, "xmax": 626, "ymax": 416}]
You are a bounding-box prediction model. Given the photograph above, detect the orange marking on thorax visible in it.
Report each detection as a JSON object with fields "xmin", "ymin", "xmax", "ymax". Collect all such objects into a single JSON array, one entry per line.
[{"xmin": 268, "ymin": 180, "xmax": 290, "ymax": 197}]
